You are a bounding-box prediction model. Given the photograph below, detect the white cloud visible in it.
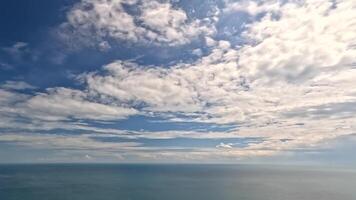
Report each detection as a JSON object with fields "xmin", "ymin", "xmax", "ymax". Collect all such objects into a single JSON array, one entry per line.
[
  {"xmin": 224, "ymin": 0, "xmax": 280, "ymax": 16},
  {"xmin": 2, "ymin": 0, "xmax": 356, "ymax": 161},
  {"xmin": 77, "ymin": 0, "xmax": 356, "ymax": 158},
  {"xmin": 60, "ymin": 0, "xmax": 215, "ymax": 47},
  {"xmin": 237, "ymin": 0, "xmax": 356, "ymax": 84},
  {"xmin": 24, "ymin": 87, "xmax": 138, "ymax": 121},
  {"xmin": 83, "ymin": 43, "xmax": 250, "ymax": 123},
  {"xmin": 0, "ymin": 87, "xmax": 138, "ymax": 124},
  {"xmin": 1, "ymin": 81, "xmax": 36, "ymax": 90},
  {"xmin": 0, "ymin": 133, "xmax": 140, "ymax": 151},
  {"xmin": 98, "ymin": 41, "xmax": 111, "ymax": 51},
  {"xmin": 192, "ymin": 48, "xmax": 203, "ymax": 56},
  {"xmin": 216, "ymin": 142, "xmax": 233, "ymax": 148},
  {"xmin": 0, "ymin": 89, "xmax": 29, "ymax": 105}
]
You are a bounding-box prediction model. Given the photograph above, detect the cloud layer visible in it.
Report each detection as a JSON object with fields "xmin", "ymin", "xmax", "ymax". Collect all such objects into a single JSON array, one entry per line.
[{"xmin": 1, "ymin": 0, "xmax": 356, "ymax": 162}]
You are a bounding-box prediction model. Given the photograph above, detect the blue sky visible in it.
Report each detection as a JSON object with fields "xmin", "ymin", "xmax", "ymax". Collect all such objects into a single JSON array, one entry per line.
[{"xmin": 0, "ymin": 0, "xmax": 356, "ymax": 164}]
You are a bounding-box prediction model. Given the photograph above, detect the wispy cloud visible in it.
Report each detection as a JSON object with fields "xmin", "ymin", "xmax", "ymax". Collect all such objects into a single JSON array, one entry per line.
[{"xmin": 1, "ymin": 81, "xmax": 36, "ymax": 91}]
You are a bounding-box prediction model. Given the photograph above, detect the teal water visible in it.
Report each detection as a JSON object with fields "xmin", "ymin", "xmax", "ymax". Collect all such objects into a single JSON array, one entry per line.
[{"xmin": 0, "ymin": 164, "xmax": 355, "ymax": 200}]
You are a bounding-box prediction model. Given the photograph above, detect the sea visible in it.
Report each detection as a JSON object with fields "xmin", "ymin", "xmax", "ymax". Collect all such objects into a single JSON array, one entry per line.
[{"xmin": 0, "ymin": 164, "xmax": 355, "ymax": 200}]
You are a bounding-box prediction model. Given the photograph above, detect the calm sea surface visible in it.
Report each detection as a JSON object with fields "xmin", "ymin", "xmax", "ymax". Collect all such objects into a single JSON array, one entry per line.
[{"xmin": 0, "ymin": 164, "xmax": 355, "ymax": 200}]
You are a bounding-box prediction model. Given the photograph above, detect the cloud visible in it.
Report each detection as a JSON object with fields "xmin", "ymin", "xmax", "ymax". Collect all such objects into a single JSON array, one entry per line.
[
  {"xmin": 98, "ymin": 41, "xmax": 111, "ymax": 51},
  {"xmin": 1, "ymin": 81, "xmax": 36, "ymax": 91},
  {"xmin": 224, "ymin": 0, "xmax": 279, "ymax": 16},
  {"xmin": 237, "ymin": 0, "xmax": 356, "ymax": 83},
  {"xmin": 82, "ymin": 42, "xmax": 253, "ymax": 124},
  {"xmin": 0, "ymin": 133, "xmax": 140, "ymax": 151},
  {"xmin": 1, "ymin": 42, "xmax": 29, "ymax": 61},
  {"xmin": 77, "ymin": 0, "xmax": 356, "ymax": 158},
  {"xmin": 59, "ymin": 0, "xmax": 215, "ymax": 48},
  {"xmin": 1, "ymin": 0, "xmax": 356, "ymax": 162},
  {"xmin": 0, "ymin": 86, "xmax": 138, "ymax": 126},
  {"xmin": 25, "ymin": 87, "xmax": 138, "ymax": 121},
  {"xmin": 2, "ymin": 42, "xmax": 28, "ymax": 55},
  {"xmin": 1, "ymin": 42, "xmax": 40, "ymax": 64},
  {"xmin": 0, "ymin": 132, "xmax": 274, "ymax": 162},
  {"xmin": 216, "ymin": 142, "xmax": 233, "ymax": 148}
]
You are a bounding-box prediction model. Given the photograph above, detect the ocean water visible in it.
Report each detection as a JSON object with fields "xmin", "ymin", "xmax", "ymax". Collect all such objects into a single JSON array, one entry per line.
[{"xmin": 0, "ymin": 164, "xmax": 355, "ymax": 200}]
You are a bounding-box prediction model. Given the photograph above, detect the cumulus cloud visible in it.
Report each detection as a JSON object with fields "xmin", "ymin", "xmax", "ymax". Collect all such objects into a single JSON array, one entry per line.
[
  {"xmin": 82, "ymin": 42, "xmax": 250, "ymax": 123},
  {"xmin": 237, "ymin": 0, "xmax": 356, "ymax": 84},
  {"xmin": 79, "ymin": 0, "xmax": 356, "ymax": 158},
  {"xmin": 59, "ymin": 0, "xmax": 215, "ymax": 48}
]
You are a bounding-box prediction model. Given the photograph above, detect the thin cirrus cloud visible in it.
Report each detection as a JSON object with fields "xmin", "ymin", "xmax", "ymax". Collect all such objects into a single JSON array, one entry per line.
[
  {"xmin": 0, "ymin": 0, "xmax": 356, "ymax": 163},
  {"xmin": 1, "ymin": 80, "xmax": 37, "ymax": 90}
]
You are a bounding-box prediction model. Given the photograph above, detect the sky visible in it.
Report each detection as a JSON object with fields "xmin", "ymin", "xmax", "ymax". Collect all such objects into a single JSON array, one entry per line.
[{"xmin": 0, "ymin": 0, "xmax": 356, "ymax": 164}]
